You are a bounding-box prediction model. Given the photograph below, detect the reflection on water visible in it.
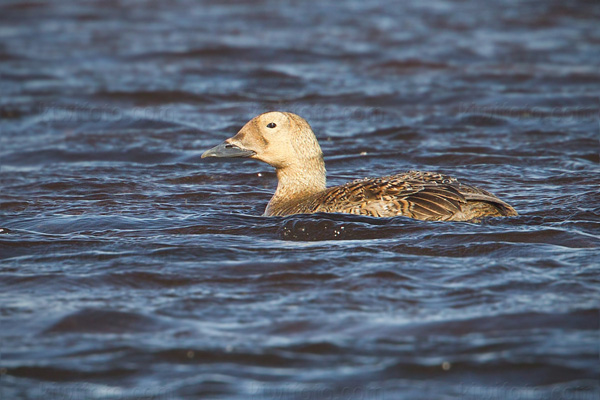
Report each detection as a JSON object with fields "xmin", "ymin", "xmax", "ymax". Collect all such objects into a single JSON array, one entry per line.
[{"xmin": 0, "ymin": 0, "xmax": 599, "ymax": 399}]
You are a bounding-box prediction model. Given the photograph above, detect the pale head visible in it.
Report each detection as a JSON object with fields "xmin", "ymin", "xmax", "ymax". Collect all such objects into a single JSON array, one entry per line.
[{"xmin": 202, "ymin": 111, "xmax": 324, "ymax": 170}]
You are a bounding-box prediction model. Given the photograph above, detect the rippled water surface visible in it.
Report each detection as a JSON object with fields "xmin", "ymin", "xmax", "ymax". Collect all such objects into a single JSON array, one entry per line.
[{"xmin": 1, "ymin": 0, "xmax": 599, "ymax": 399}]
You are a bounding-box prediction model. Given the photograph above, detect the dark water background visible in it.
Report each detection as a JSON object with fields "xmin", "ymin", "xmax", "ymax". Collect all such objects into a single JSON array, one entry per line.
[{"xmin": 1, "ymin": 0, "xmax": 599, "ymax": 399}]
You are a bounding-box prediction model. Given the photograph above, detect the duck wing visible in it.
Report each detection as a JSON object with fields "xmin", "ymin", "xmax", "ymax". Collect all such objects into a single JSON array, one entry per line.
[{"xmin": 312, "ymin": 171, "xmax": 514, "ymax": 220}]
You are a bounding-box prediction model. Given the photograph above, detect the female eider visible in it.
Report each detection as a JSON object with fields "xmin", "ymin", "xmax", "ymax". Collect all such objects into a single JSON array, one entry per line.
[{"xmin": 202, "ymin": 112, "xmax": 517, "ymax": 221}]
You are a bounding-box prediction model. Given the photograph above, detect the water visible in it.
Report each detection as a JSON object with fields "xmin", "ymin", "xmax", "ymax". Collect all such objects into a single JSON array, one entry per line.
[{"xmin": 1, "ymin": 0, "xmax": 599, "ymax": 399}]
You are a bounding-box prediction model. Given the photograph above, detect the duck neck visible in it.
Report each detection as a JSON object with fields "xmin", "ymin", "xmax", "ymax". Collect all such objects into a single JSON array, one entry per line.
[{"xmin": 267, "ymin": 157, "xmax": 326, "ymax": 215}]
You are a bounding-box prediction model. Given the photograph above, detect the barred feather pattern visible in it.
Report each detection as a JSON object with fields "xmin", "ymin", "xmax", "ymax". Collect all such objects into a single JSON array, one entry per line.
[{"xmin": 267, "ymin": 171, "xmax": 517, "ymax": 221}]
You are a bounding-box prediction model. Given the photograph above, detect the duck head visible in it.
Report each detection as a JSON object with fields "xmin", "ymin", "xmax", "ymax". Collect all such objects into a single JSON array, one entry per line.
[{"xmin": 201, "ymin": 111, "xmax": 324, "ymax": 170}]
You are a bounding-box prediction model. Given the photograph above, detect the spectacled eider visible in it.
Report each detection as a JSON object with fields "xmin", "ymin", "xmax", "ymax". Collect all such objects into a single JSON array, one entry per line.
[{"xmin": 202, "ymin": 111, "xmax": 517, "ymax": 221}]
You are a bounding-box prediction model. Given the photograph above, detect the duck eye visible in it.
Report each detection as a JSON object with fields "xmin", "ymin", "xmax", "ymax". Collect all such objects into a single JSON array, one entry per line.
[{"xmin": 267, "ymin": 122, "xmax": 277, "ymax": 128}]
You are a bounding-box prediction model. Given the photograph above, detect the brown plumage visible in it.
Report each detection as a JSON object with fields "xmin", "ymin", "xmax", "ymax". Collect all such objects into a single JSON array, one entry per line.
[{"xmin": 202, "ymin": 112, "xmax": 517, "ymax": 221}]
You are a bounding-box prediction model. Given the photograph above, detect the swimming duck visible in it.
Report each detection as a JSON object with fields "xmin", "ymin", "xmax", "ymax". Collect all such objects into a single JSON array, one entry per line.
[{"xmin": 202, "ymin": 112, "xmax": 517, "ymax": 221}]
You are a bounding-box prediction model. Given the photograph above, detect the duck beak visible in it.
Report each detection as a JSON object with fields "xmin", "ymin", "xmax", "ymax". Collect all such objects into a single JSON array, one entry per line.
[{"xmin": 201, "ymin": 141, "xmax": 256, "ymax": 159}]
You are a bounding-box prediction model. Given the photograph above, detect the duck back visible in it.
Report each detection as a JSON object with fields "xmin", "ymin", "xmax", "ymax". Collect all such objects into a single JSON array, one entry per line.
[{"xmin": 266, "ymin": 171, "xmax": 517, "ymax": 221}]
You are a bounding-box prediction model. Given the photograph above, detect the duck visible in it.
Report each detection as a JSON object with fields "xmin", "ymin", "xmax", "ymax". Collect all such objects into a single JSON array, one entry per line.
[{"xmin": 202, "ymin": 111, "xmax": 517, "ymax": 221}]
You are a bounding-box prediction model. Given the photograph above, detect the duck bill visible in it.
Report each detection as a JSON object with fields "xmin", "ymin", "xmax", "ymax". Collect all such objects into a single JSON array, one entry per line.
[{"xmin": 201, "ymin": 142, "xmax": 256, "ymax": 159}]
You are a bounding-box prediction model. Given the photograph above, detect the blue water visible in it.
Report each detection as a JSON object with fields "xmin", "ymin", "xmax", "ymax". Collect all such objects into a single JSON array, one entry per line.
[{"xmin": 1, "ymin": 0, "xmax": 599, "ymax": 399}]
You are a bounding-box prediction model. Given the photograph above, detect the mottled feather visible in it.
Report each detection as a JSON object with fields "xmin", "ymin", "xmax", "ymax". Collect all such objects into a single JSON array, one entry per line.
[{"xmin": 268, "ymin": 171, "xmax": 517, "ymax": 221}]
